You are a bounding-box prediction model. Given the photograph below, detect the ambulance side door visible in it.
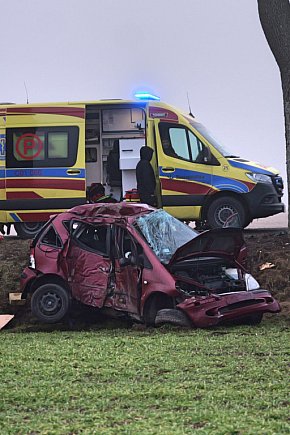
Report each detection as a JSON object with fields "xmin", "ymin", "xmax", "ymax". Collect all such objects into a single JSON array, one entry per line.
[
  {"xmin": 154, "ymin": 120, "xmax": 213, "ymax": 220},
  {"xmin": 4, "ymin": 104, "xmax": 86, "ymax": 212}
]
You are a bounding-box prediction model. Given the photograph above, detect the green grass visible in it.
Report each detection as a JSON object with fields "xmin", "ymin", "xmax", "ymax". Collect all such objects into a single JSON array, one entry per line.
[{"xmin": 0, "ymin": 321, "xmax": 289, "ymax": 435}]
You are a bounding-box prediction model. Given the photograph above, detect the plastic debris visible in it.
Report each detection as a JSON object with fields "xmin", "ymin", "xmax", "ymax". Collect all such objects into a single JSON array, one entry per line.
[
  {"xmin": 0, "ymin": 314, "xmax": 14, "ymax": 330},
  {"xmin": 259, "ymin": 262, "xmax": 276, "ymax": 271}
]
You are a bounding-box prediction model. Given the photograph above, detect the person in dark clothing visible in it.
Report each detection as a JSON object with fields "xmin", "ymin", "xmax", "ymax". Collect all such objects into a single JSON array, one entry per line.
[
  {"xmin": 136, "ymin": 146, "xmax": 156, "ymax": 206},
  {"xmin": 107, "ymin": 140, "xmax": 122, "ymax": 187},
  {"xmin": 87, "ymin": 183, "xmax": 117, "ymax": 203}
]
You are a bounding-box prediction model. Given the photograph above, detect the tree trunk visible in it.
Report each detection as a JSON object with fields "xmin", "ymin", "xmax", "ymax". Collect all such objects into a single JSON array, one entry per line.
[{"xmin": 257, "ymin": 0, "xmax": 290, "ymax": 226}]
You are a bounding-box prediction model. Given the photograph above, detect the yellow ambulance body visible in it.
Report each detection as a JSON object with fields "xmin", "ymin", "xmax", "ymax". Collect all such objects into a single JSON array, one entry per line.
[{"xmin": 0, "ymin": 98, "xmax": 284, "ymax": 237}]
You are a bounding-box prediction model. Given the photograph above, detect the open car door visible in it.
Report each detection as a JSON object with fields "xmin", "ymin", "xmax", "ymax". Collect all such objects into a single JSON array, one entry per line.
[{"xmin": 154, "ymin": 119, "xmax": 213, "ymax": 221}]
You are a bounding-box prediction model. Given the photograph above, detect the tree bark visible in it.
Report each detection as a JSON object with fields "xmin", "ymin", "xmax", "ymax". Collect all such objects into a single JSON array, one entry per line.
[{"xmin": 257, "ymin": 0, "xmax": 290, "ymax": 226}]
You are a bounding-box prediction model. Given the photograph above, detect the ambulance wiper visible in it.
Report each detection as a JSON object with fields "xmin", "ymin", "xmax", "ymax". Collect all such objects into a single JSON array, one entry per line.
[{"xmin": 224, "ymin": 155, "xmax": 239, "ymax": 158}]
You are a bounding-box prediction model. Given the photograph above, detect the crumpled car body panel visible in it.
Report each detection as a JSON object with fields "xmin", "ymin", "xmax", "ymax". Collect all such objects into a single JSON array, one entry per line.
[{"xmin": 177, "ymin": 290, "xmax": 280, "ymax": 328}]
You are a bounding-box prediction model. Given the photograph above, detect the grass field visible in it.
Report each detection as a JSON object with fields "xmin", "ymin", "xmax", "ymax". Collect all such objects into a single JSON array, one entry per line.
[{"xmin": 0, "ymin": 320, "xmax": 289, "ymax": 435}]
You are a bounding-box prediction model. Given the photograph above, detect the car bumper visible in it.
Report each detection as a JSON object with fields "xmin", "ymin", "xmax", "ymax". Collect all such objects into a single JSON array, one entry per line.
[
  {"xmin": 177, "ymin": 289, "xmax": 280, "ymax": 328},
  {"xmin": 245, "ymin": 183, "xmax": 284, "ymax": 219},
  {"xmin": 19, "ymin": 267, "xmax": 38, "ymax": 297}
]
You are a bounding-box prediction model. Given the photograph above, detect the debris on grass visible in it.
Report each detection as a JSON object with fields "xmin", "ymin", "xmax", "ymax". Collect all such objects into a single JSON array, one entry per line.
[
  {"xmin": 0, "ymin": 314, "xmax": 14, "ymax": 330},
  {"xmin": 259, "ymin": 262, "xmax": 276, "ymax": 271}
]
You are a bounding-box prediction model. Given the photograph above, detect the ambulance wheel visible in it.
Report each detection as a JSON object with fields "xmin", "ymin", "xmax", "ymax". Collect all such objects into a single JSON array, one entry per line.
[
  {"xmin": 206, "ymin": 196, "xmax": 246, "ymax": 228},
  {"xmin": 14, "ymin": 222, "xmax": 44, "ymax": 239},
  {"xmin": 31, "ymin": 284, "xmax": 70, "ymax": 323}
]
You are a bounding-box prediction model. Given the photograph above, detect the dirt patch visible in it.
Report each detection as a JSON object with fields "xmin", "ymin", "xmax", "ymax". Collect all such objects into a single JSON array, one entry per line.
[
  {"xmin": 0, "ymin": 238, "xmax": 30, "ymax": 312},
  {"xmin": 0, "ymin": 230, "xmax": 289, "ymax": 321},
  {"xmin": 244, "ymin": 231, "xmax": 290, "ymax": 302},
  {"xmin": 244, "ymin": 230, "xmax": 290, "ymax": 321}
]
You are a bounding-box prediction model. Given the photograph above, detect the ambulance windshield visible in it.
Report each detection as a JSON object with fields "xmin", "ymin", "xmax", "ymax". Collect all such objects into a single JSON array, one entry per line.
[{"xmin": 186, "ymin": 117, "xmax": 239, "ymax": 158}]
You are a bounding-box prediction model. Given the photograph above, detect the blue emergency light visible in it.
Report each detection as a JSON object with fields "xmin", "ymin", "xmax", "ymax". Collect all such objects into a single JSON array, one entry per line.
[{"xmin": 134, "ymin": 92, "xmax": 160, "ymax": 101}]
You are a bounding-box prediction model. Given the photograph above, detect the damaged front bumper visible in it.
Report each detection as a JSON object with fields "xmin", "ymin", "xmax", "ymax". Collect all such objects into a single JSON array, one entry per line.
[{"xmin": 177, "ymin": 289, "xmax": 281, "ymax": 328}]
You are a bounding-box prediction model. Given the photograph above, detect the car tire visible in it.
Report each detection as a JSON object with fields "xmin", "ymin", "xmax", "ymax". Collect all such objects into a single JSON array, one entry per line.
[
  {"xmin": 14, "ymin": 222, "xmax": 44, "ymax": 239},
  {"xmin": 31, "ymin": 283, "xmax": 70, "ymax": 323},
  {"xmin": 144, "ymin": 294, "xmax": 174, "ymax": 326},
  {"xmin": 155, "ymin": 309, "xmax": 192, "ymax": 327},
  {"xmin": 207, "ymin": 196, "xmax": 246, "ymax": 229}
]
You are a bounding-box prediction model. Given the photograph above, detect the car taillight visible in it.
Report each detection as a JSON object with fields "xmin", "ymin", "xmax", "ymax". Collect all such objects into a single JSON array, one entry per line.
[{"xmin": 29, "ymin": 248, "xmax": 36, "ymax": 269}]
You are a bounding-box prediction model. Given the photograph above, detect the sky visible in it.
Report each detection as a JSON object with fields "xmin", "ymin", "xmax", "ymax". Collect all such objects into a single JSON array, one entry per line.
[{"xmin": 0, "ymin": 0, "xmax": 287, "ymax": 201}]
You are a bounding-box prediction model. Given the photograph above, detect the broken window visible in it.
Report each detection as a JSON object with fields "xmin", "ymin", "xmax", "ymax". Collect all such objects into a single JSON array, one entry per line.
[
  {"xmin": 75, "ymin": 224, "xmax": 109, "ymax": 256},
  {"xmin": 136, "ymin": 210, "xmax": 198, "ymax": 263},
  {"xmin": 40, "ymin": 226, "xmax": 62, "ymax": 248}
]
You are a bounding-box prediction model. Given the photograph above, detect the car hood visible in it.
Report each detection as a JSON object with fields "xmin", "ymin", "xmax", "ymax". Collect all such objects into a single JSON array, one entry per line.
[
  {"xmin": 168, "ymin": 228, "xmax": 245, "ymax": 266},
  {"xmin": 228, "ymin": 158, "xmax": 279, "ymax": 176}
]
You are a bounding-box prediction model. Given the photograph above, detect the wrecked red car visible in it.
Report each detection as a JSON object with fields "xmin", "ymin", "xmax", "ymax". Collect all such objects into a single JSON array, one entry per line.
[{"xmin": 19, "ymin": 203, "xmax": 280, "ymax": 327}]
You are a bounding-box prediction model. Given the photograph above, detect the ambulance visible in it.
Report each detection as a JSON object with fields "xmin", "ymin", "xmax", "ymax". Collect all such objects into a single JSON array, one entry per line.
[{"xmin": 0, "ymin": 93, "xmax": 284, "ymax": 238}]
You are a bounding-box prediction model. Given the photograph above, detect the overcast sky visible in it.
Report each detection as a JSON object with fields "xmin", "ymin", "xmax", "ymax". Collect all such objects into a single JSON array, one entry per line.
[{"xmin": 0, "ymin": 0, "xmax": 286, "ymax": 198}]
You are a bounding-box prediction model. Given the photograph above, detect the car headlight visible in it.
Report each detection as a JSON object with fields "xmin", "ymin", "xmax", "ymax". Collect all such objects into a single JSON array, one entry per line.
[
  {"xmin": 246, "ymin": 172, "xmax": 273, "ymax": 184},
  {"xmin": 245, "ymin": 273, "xmax": 260, "ymax": 291}
]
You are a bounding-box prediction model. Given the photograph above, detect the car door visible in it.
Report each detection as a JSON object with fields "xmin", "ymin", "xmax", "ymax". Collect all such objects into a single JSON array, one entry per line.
[
  {"xmin": 112, "ymin": 226, "xmax": 142, "ymax": 314},
  {"xmin": 154, "ymin": 120, "xmax": 213, "ymax": 220},
  {"xmin": 66, "ymin": 222, "xmax": 111, "ymax": 308}
]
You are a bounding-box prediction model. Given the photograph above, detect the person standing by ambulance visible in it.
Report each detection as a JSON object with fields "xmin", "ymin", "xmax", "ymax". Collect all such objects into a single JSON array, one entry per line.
[{"xmin": 136, "ymin": 146, "xmax": 156, "ymax": 206}]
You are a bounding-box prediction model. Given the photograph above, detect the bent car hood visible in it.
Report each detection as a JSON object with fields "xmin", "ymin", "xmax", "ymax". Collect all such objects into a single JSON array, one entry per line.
[{"xmin": 168, "ymin": 228, "xmax": 245, "ymax": 266}]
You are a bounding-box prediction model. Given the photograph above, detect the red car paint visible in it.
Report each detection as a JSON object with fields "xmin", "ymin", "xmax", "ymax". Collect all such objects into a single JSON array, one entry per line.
[{"xmin": 19, "ymin": 203, "xmax": 280, "ymax": 327}]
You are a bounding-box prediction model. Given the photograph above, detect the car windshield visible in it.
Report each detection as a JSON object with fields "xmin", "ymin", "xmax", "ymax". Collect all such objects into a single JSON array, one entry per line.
[
  {"xmin": 135, "ymin": 209, "xmax": 198, "ymax": 263},
  {"xmin": 185, "ymin": 116, "xmax": 239, "ymax": 158}
]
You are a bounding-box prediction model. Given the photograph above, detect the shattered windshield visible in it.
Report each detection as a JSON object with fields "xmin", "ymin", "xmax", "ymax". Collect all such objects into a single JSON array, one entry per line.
[{"xmin": 135, "ymin": 209, "xmax": 198, "ymax": 263}]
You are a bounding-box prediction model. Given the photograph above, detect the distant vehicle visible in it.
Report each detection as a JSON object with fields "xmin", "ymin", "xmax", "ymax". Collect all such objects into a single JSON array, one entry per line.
[
  {"xmin": 17, "ymin": 203, "xmax": 280, "ymax": 327},
  {"xmin": 0, "ymin": 93, "xmax": 284, "ymax": 238}
]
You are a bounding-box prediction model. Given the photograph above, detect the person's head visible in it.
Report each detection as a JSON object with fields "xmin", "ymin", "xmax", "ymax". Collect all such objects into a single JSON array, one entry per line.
[
  {"xmin": 140, "ymin": 146, "xmax": 154, "ymax": 161},
  {"xmin": 89, "ymin": 183, "xmax": 105, "ymax": 199}
]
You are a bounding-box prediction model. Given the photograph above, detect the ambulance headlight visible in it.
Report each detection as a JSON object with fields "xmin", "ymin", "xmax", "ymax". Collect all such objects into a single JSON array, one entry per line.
[{"xmin": 246, "ymin": 172, "xmax": 272, "ymax": 184}]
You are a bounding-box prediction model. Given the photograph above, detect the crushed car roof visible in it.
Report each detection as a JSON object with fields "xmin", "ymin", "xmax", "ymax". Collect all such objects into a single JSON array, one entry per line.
[{"xmin": 67, "ymin": 202, "xmax": 155, "ymax": 220}]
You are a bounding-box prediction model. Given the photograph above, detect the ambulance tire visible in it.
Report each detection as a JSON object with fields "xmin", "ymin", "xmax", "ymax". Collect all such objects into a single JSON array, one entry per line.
[
  {"xmin": 206, "ymin": 196, "xmax": 246, "ymax": 229},
  {"xmin": 14, "ymin": 222, "xmax": 44, "ymax": 239},
  {"xmin": 31, "ymin": 284, "xmax": 70, "ymax": 324}
]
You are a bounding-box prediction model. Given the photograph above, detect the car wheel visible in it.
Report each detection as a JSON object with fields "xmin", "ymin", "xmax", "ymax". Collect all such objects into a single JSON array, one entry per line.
[
  {"xmin": 155, "ymin": 309, "xmax": 192, "ymax": 327},
  {"xmin": 144, "ymin": 294, "xmax": 173, "ymax": 326},
  {"xmin": 207, "ymin": 196, "xmax": 246, "ymax": 228},
  {"xmin": 14, "ymin": 222, "xmax": 44, "ymax": 239},
  {"xmin": 31, "ymin": 284, "xmax": 70, "ymax": 323}
]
